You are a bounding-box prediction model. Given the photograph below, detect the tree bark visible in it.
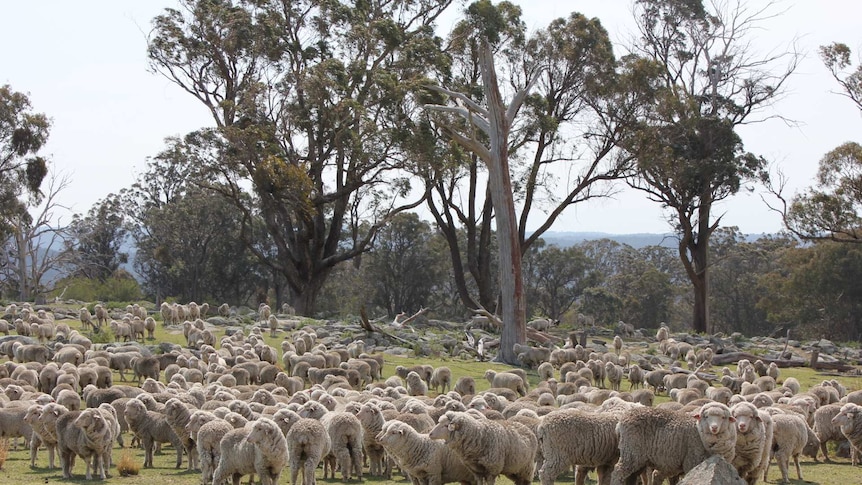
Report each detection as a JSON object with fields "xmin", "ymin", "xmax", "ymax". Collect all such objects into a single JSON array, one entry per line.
[{"xmin": 479, "ymin": 44, "xmax": 526, "ymax": 365}]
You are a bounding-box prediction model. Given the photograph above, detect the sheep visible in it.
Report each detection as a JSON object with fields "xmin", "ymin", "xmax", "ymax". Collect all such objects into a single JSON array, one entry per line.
[
  {"xmin": 537, "ymin": 408, "xmax": 620, "ymax": 485},
  {"xmin": 407, "ymin": 370, "xmax": 429, "ymax": 396},
  {"xmin": 286, "ymin": 417, "xmax": 331, "ymax": 485},
  {"xmin": 613, "ymin": 335, "xmax": 623, "ymax": 356},
  {"xmin": 769, "ymin": 412, "xmax": 819, "ymax": 483},
  {"xmin": 355, "ymin": 402, "xmax": 390, "ymax": 477},
  {"xmin": 299, "ymin": 400, "xmax": 365, "ymax": 481},
  {"xmin": 213, "ymin": 417, "xmax": 289, "ymax": 485},
  {"xmin": 26, "ymin": 402, "xmax": 70, "ymax": 469},
  {"xmin": 193, "ymin": 416, "xmax": 232, "ymax": 485},
  {"xmin": 144, "ymin": 316, "xmax": 157, "ymax": 339},
  {"xmin": 79, "ymin": 307, "xmax": 94, "ymax": 330},
  {"xmin": 130, "ymin": 355, "xmax": 160, "ymax": 384},
  {"xmin": 484, "ymin": 370, "xmax": 526, "ymax": 397},
  {"xmin": 454, "ymin": 376, "xmax": 476, "ymax": 396},
  {"xmin": 605, "ymin": 362, "xmax": 623, "ymax": 392},
  {"xmin": 731, "ymin": 402, "xmax": 769, "ymax": 485},
  {"xmin": 832, "ymin": 402, "xmax": 862, "ymax": 466},
  {"xmin": 513, "ymin": 343, "xmax": 550, "ymax": 369},
  {"xmin": 164, "ymin": 398, "xmax": 199, "ymax": 471},
  {"xmin": 429, "ymin": 411, "xmax": 537, "ymax": 485},
  {"xmin": 430, "ymin": 366, "xmax": 452, "ymax": 394},
  {"xmin": 611, "ymin": 403, "xmax": 737, "ymax": 484},
  {"xmin": 0, "ymin": 404, "xmax": 38, "ymax": 454},
  {"xmin": 528, "ymin": 318, "xmax": 558, "ymax": 332},
  {"xmin": 378, "ymin": 419, "xmax": 476, "ymax": 485},
  {"xmin": 218, "ymin": 303, "xmax": 231, "ymax": 317},
  {"xmin": 14, "ymin": 343, "xmax": 50, "ymax": 364},
  {"xmin": 56, "ymin": 408, "xmax": 114, "ymax": 480},
  {"xmin": 123, "ymin": 398, "xmax": 184, "ymax": 468},
  {"xmin": 807, "ymin": 403, "xmax": 843, "ymax": 464}
]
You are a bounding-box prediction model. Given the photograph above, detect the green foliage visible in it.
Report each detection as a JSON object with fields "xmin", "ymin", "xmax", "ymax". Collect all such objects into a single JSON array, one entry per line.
[
  {"xmin": 87, "ymin": 328, "xmax": 116, "ymax": 344},
  {"xmin": 51, "ymin": 274, "xmax": 142, "ymax": 303}
]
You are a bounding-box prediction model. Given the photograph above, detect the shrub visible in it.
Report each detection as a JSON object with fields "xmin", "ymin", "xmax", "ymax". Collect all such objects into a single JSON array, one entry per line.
[
  {"xmin": 88, "ymin": 328, "xmax": 116, "ymax": 344},
  {"xmin": 116, "ymin": 447, "xmax": 140, "ymax": 476}
]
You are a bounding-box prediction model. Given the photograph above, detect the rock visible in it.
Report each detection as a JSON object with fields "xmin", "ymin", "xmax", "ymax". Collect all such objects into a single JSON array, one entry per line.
[
  {"xmin": 678, "ymin": 455, "xmax": 745, "ymax": 485},
  {"xmin": 206, "ymin": 316, "xmax": 231, "ymax": 326},
  {"xmin": 817, "ymin": 338, "xmax": 837, "ymax": 354}
]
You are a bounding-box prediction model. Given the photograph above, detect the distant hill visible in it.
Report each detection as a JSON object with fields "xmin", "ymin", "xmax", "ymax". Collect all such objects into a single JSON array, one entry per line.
[
  {"xmin": 536, "ymin": 231, "xmax": 774, "ymax": 249},
  {"xmin": 538, "ymin": 231, "xmax": 678, "ymax": 249}
]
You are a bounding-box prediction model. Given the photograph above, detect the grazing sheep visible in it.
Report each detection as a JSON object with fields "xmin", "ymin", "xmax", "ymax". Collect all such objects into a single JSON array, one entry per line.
[
  {"xmin": 429, "ymin": 411, "xmax": 537, "ymax": 485},
  {"xmin": 286, "ymin": 417, "xmax": 331, "ymax": 485},
  {"xmin": 832, "ymin": 402, "xmax": 862, "ymax": 466},
  {"xmin": 537, "ymin": 408, "xmax": 620, "ymax": 485},
  {"xmin": 513, "ymin": 343, "xmax": 550, "ymax": 369},
  {"xmin": 484, "ymin": 370, "xmax": 526, "ymax": 397},
  {"xmin": 537, "ymin": 362, "xmax": 555, "ymax": 382},
  {"xmin": 378, "ymin": 419, "xmax": 476, "ymax": 485},
  {"xmin": 130, "ymin": 356, "xmax": 160, "ymax": 384},
  {"xmin": 430, "ymin": 366, "xmax": 452, "ymax": 394},
  {"xmin": 731, "ymin": 402, "xmax": 769, "ymax": 485},
  {"xmin": 213, "ymin": 417, "xmax": 289, "ymax": 485},
  {"xmin": 611, "ymin": 403, "xmax": 737, "ymax": 484},
  {"xmin": 123, "ymin": 398, "xmax": 183, "ymax": 468}
]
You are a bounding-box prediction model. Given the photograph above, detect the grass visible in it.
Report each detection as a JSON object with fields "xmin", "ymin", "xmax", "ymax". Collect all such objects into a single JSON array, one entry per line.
[{"xmin": 2, "ymin": 316, "xmax": 861, "ymax": 484}]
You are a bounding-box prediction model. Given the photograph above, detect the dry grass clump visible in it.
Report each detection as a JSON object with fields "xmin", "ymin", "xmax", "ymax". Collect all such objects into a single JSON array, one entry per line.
[
  {"xmin": 116, "ymin": 447, "xmax": 141, "ymax": 476},
  {"xmin": 0, "ymin": 438, "xmax": 8, "ymax": 470}
]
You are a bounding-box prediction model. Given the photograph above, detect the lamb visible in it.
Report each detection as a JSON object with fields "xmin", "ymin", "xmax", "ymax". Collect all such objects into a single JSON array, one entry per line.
[
  {"xmin": 123, "ymin": 398, "xmax": 183, "ymax": 468},
  {"xmin": 484, "ymin": 370, "xmax": 526, "ymax": 397},
  {"xmin": 430, "ymin": 366, "xmax": 452, "ymax": 394},
  {"xmin": 832, "ymin": 402, "xmax": 862, "ymax": 466},
  {"xmin": 56, "ymin": 408, "xmax": 114, "ymax": 480},
  {"xmin": 378, "ymin": 419, "xmax": 476, "ymax": 485},
  {"xmin": 611, "ymin": 403, "xmax": 737, "ymax": 485},
  {"xmin": 286, "ymin": 417, "xmax": 331, "ymax": 485},
  {"xmin": 731, "ymin": 402, "xmax": 769, "ymax": 485},
  {"xmin": 812, "ymin": 403, "xmax": 845, "ymax": 462},
  {"xmin": 537, "ymin": 408, "xmax": 620, "ymax": 485},
  {"xmin": 429, "ymin": 411, "xmax": 537, "ymax": 485},
  {"xmin": 213, "ymin": 417, "xmax": 289, "ymax": 485},
  {"xmin": 769, "ymin": 412, "xmax": 819, "ymax": 483}
]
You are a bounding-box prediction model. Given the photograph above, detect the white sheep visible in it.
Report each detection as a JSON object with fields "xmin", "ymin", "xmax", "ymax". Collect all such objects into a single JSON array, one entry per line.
[
  {"xmin": 812, "ymin": 403, "xmax": 844, "ymax": 462},
  {"xmin": 378, "ymin": 419, "xmax": 476, "ymax": 485},
  {"xmin": 832, "ymin": 402, "xmax": 862, "ymax": 466},
  {"xmin": 611, "ymin": 403, "xmax": 737, "ymax": 484},
  {"xmin": 537, "ymin": 408, "xmax": 620, "ymax": 485},
  {"xmin": 286, "ymin": 417, "xmax": 331, "ymax": 485},
  {"xmin": 730, "ymin": 402, "xmax": 769, "ymax": 484},
  {"xmin": 213, "ymin": 417, "xmax": 288, "ymax": 485},
  {"xmin": 768, "ymin": 412, "xmax": 819, "ymax": 483},
  {"xmin": 429, "ymin": 411, "xmax": 537, "ymax": 485}
]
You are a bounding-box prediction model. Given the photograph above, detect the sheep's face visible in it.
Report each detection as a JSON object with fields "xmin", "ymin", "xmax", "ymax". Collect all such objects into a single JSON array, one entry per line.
[
  {"xmin": 731, "ymin": 404, "xmax": 760, "ymax": 434},
  {"xmin": 378, "ymin": 422, "xmax": 410, "ymax": 445},
  {"xmin": 23, "ymin": 405, "xmax": 43, "ymax": 425},
  {"xmin": 696, "ymin": 405, "xmax": 735, "ymax": 435},
  {"xmin": 428, "ymin": 421, "xmax": 450, "ymax": 441},
  {"xmin": 832, "ymin": 405, "xmax": 859, "ymax": 430},
  {"xmin": 247, "ymin": 421, "xmax": 278, "ymax": 446}
]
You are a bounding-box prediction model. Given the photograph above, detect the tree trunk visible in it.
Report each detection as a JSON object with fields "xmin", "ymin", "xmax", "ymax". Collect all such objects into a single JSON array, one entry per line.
[
  {"xmin": 15, "ymin": 224, "xmax": 29, "ymax": 301},
  {"xmin": 480, "ymin": 44, "xmax": 526, "ymax": 365}
]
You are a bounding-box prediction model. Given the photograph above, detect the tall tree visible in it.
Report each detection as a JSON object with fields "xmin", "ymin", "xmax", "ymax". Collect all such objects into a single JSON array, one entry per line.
[
  {"xmin": 774, "ymin": 44, "xmax": 862, "ymax": 242},
  {"xmin": 1, "ymin": 170, "xmax": 72, "ymax": 301},
  {"xmin": 621, "ymin": 0, "xmax": 796, "ymax": 333},
  {"xmin": 64, "ymin": 196, "xmax": 129, "ymax": 281},
  {"xmin": 147, "ymin": 0, "xmax": 451, "ymax": 314},
  {"xmin": 522, "ymin": 241, "xmax": 597, "ymax": 321}
]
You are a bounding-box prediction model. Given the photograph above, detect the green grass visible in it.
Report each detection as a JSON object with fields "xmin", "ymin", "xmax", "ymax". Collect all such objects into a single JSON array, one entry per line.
[{"xmin": 2, "ymin": 317, "xmax": 861, "ymax": 484}]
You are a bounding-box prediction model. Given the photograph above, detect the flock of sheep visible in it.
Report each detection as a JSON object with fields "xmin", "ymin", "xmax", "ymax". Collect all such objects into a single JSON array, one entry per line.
[{"xmin": 0, "ymin": 301, "xmax": 861, "ymax": 485}]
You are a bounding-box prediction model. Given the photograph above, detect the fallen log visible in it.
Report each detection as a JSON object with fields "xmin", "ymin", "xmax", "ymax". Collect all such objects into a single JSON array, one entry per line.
[{"xmin": 710, "ymin": 351, "xmax": 858, "ymax": 372}]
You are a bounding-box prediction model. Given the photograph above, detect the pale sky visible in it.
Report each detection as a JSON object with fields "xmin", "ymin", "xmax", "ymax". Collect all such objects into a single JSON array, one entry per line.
[{"xmin": 2, "ymin": 1, "xmax": 861, "ymax": 235}]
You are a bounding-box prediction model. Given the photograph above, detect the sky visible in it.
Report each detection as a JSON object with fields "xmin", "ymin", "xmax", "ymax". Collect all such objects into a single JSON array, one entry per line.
[{"xmin": 2, "ymin": 0, "xmax": 861, "ymax": 235}]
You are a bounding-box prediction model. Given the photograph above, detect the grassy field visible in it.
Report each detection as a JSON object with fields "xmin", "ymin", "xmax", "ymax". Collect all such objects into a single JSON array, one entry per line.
[{"xmin": 1, "ymin": 319, "xmax": 861, "ymax": 485}]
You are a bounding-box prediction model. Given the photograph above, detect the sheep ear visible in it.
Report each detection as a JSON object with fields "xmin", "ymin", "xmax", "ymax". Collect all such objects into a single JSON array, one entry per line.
[
  {"xmin": 728, "ymin": 416, "xmax": 736, "ymax": 423},
  {"xmin": 755, "ymin": 415, "xmax": 762, "ymax": 422},
  {"xmin": 398, "ymin": 429, "xmax": 404, "ymax": 435},
  {"xmin": 693, "ymin": 414, "xmax": 701, "ymax": 421}
]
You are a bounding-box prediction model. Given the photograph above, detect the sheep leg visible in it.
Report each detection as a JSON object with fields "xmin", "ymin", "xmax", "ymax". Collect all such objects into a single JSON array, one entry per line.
[
  {"xmin": 175, "ymin": 442, "xmax": 184, "ymax": 468},
  {"xmin": 819, "ymin": 441, "xmax": 831, "ymax": 462},
  {"xmin": 575, "ymin": 465, "xmax": 590, "ymax": 485},
  {"xmin": 29, "ymin": 435, "xmax": 39, "ymax": 467},
  {"xmin": 48, "ymin": 444, "xmax": 56, "ymax": 469},
  {"xmin": 597, "ymin": 464, "xmax": 614, "ymax": 485},
  {"xmin": 776, "ymin": 452, "xmax": 790, "ymax": 483},
  {"xmin": 793, "ymin": 453, "xmax": 803, "ymax": 480},
  {"xmin": 538, "ymin": 457, "xmax": 568, "ymax": 485}
]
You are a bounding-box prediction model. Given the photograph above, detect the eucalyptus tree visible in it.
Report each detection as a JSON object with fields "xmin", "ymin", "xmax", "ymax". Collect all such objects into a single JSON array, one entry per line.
[
  {"xmin": 620, "ymin": 0, "xmax": 797, "ymax": 333},
  {"xmin": 423, "ymin": 1, "xmax": 642, "ymax": 362},
  {"xmin": 522, "ymin": 241, "xmax": 597, "ymax": 321},
  {"xmin": 147, "ymin": 0, "xmax": 451, "ymax": 314},
  {"xmin": 776, "ymin": 43, "xmax": 862, "ymax": 242},
  {"xmin": 64, "ymin": 196, "xmax": 129, "ymax": 282}
]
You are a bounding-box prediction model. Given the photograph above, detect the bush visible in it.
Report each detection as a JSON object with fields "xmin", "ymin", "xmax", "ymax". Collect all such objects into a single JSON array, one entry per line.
[
  {"xmin": 51, "ymin": 275, "xmax": 142, "ymax": 303},
  {"xmin": 88, "ymin": 328, "xmax": 116, "ymax": 344},
  {"xmin": 116, "ymin": 447, "xmax": 140, "ymax": 476}
]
